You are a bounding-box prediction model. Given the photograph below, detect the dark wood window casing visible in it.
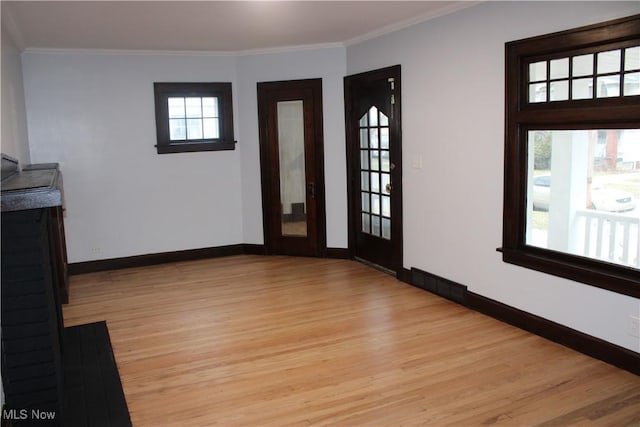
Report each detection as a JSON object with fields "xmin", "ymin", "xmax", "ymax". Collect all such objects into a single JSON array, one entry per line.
[
  {"xmin": 154, "ymin": 82, "xmax": 235, "ymax": 154},
  {"xmin": 502, "ymin": 14, "xmax": 640, "ymax": 298}
]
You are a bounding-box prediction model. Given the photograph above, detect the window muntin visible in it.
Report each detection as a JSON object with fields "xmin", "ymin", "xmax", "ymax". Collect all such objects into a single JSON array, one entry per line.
[
  {"xmin": 527, "ymin": 44, "xmax": 640, "ymax": 103},
  {"xmin": 526, "ymin": 129, "xmax": 639, "ymax": 270},
  {"xmin": 503, "ymin": 14, "xmax": 640, "ymax": 298},
  {"xmin": 153, "ymin": 82, "xmax": 234, "ymax": 154}
]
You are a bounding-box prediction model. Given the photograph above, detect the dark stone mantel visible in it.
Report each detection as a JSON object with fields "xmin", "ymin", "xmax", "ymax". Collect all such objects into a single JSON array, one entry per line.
[{"xmin": 1, "ymin": 154, "xmax": 63, "ymax": 212}]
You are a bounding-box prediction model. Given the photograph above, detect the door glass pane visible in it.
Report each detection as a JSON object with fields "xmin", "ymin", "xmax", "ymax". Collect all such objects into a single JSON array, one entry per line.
[
  {"xmin": 360, "ymin": 129, "xmax": 368, "ymax": 148},
  {"xmin": 371, "ymin": 215, "xmax": 381, "ymax": 237},
  {"xmin": 380, "ymin": 128, "xmax": 389, "ymax": 149},
  {"xmin": 381, "ymin": 173, "xmax": 390, "ymax": 195},
  {"xmin": 359, "ymin": 107, "xmax": 392, "ymax": 239},
  {"xmin": 371, "ymin": 194, "xmax": 380, "ymax": 215},
  {"xmin": 381, "ymin": 151, "xmax": 390, "ymax": 172},
  {"xmin": 277, "ymin": 100, "xmax": 307, "ymax": 237},
  {"xmin": 371, "ymin": 172, "xmax": 380, "ymax": 192},
  {"xmin": 361, "ymin": 150, "xmax": 369, "ymax": 170},
  {"xmin": 370, "ymin": 128, "xmax": 379, "ymax": 149},
  {"xmin": 370, "ymin": 150, "xmax": 379, "ymax": 171},
  {"xmin": 362, "ymin": 213, "xmax": 370, "ymax": 233},
  {"xmin": 369, "ymin": 107, "xmax": 378, "ymax": 126},
  {"xmin": 382, "ymin": 218, "xmax": 391, "ymax": 240},
  {"xmin": 362, "ymin": 192, "xmax": 370, "ymax": 213},
  {"xmin": 361, "ymin": 171, "xmax": 369, "ymax": 191},
  {"xmin": 382, "ymin": 195, "xmax": 390, "ymax": 217}
]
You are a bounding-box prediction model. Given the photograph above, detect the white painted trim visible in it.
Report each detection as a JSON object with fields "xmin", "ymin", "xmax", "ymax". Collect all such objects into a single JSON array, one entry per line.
[
  {"xmin": 21, "ymin": 42, "xmax": 345, "ymax": 57},
  {"xmin": 344, "ymin": 1, "xmax": 482, "ymax": 47}
]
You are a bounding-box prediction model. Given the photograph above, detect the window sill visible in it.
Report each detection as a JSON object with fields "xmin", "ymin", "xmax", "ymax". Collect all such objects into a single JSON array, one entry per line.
[
  {"xmin": 156, "ymin": 141, "xmax": 236, "ymax": 154},
  {"xmin": 499, "ymin": 246, "xmax": 640, "ymax": 298}
]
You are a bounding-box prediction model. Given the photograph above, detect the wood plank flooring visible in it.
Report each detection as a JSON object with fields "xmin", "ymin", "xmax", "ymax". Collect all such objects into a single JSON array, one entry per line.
[{"xmin": 63, "ymin": 255, "xmax": 640, "ymax": 426}]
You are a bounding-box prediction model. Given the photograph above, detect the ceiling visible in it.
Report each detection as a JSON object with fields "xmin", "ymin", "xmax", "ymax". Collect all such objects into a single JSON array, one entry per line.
[{"xmin": 2, "ymin": 1, "xmax": 477, "ymax": 53}]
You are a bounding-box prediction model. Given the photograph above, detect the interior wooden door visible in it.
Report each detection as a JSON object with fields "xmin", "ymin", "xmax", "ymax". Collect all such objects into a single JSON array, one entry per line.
[
  {"xmin": 257, "ymin": 79, "xmax": 326, "ymax": 257},
  {"xmin": 344, "ymin": 66, "xmax": 403, "ymax": 275}
]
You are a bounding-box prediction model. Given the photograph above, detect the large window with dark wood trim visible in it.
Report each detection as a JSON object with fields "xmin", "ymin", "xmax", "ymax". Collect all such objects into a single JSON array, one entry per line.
[
  {"xmin": 502, "ymin": 15, "xmax": 640, "ymax": 298},
  {"xmin": 154, "ymin": 82, "xmax": 235, "ymax": 154}
]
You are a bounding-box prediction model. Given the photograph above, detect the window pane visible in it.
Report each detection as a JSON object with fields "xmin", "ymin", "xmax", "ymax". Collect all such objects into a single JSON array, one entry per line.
[
  {"xmin": 168, "ymin": 97, "xmax": 185, "ymax": 118},
  {"xmin": 572, "ymin": 54, "xmax": 593, "ymax": 77},
  {"xmin": 202, "ymin": 118, "xmax": 219, "ymax": 139},
  {"xmin": 169, "ymin": 118, "xmax": 186, "ymax": 140},
  {"xmin": 359, "ymin": 113, "xmax": 368, "ymax": 127},
  {"xmin": 596, "ymin": 76, "xmax": 620, "ymax": 98},
  {"xmin": 529, "ymin": 83, "xmax": 547, "ymax": 103},
  {"xmin": 550, "ymin": 58, "xmax": 569, "ymax": 79},
  {"xmin": 526, "ymin": 129, "xmax": 639, "ymax": 271},
  {"xmin": 186, "ymin": 118, "xmax": 203, "ymax": 139},
  {"xmin": 625, "ymin": 46, "xmax": 640, "ymax": 71},
  {"xmin": 597, "ymin": 49, "xmax": 621, "ymax": 74},
  {"xmin": 185, "ymin": 97, "xmax": 202, "ymax": 118},
  {"xmin": 202, "ymin": 97, "xmax": 218, "ymax": 117},
  {"xmin": 529, "ymin": 61, "xmax": 547, "ymax": 82},
  {"xmin": 572, "ymin": 78, "xmax": 593, "ymax": 100},
  {"xmin": 623, "ymin": 72, "xmax": 640, "ymax": 96},
  {"xmin": 550, "ymin": 80, "xmax": 569, "ymax": 101}
]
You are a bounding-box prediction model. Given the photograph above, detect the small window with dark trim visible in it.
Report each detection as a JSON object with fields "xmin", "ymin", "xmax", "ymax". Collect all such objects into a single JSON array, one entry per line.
[
  {"xmin": 154, "ymin": 82, "xmax": 235, "ymax": 154},
  {"xmin": 502, "ymin": 14, "xmax": 640, "ymax": 298}
]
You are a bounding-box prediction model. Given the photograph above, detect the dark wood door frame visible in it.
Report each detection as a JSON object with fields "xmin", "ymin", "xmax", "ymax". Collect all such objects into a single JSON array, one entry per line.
[
  {"xmin": 257, "ymin": 78, "xmax": 327, "ymax": 257},
  {"xmin": 344, "ymin": 65, "xmax": 403, "ymax": 275}
]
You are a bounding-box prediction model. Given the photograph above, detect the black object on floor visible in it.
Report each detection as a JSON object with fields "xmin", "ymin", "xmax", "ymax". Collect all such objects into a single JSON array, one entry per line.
[{"xmin": 62, "ymin": 321, "xmax": 132, "ymax": 427}]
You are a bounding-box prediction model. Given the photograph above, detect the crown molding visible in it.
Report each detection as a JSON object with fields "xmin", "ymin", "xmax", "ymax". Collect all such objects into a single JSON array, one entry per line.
[
  {"xmin": 22, "ymin": 41, "xmax": 345, "ymax": 57},
  {"xmin": 344, "ymin": 1, "xmax": 481, "ymax": 47}
]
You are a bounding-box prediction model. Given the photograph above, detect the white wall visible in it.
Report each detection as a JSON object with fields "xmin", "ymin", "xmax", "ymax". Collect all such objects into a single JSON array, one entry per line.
[
  {"xmin": 22, "ymin": 51, "xmax": 243, "ymax": 262},
  {"xmin": 21, "ymin": 46, "xmax": 347, "ymax": 262},
  {"xmin": 236, "ymin": 47, "xmax": 347, "ymax": 247},
  {"xmin": 346, "ymin": 1, "xmax": 640, "ymax": 352},
  {"xmin": 1, "ymin": 25, "xmax": 30, "ymax": 163}
]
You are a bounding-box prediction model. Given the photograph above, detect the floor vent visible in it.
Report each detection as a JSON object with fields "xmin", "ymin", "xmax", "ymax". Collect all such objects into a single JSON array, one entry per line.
[{"xmin": 410, "ymin": 267, "xmax": 467, "ymax": 305}]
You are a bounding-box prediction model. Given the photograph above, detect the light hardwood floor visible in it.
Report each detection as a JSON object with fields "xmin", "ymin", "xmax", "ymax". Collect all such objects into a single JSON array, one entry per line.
[{"xmin": 63, "ymin": 255, "xmax": 640, "ymax": 426}]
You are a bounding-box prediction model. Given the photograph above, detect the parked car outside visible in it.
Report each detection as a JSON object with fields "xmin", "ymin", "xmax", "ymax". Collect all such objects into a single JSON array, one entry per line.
[{"xmin": 532, "ymin": 174, "xmax": 636, "ymax": 212}]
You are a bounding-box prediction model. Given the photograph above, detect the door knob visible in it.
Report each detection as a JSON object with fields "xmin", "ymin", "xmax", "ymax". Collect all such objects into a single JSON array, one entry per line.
[{"xmin": 385, "ymin": 183, "xmax": 392, "ymax": 194}]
